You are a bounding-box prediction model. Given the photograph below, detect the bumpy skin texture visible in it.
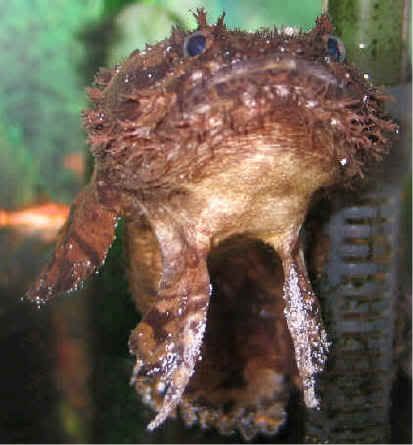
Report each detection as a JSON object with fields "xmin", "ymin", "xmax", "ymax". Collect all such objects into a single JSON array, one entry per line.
[{"xmin": 26, "ymin": 10, "xmax": 396, "ymax": 440}]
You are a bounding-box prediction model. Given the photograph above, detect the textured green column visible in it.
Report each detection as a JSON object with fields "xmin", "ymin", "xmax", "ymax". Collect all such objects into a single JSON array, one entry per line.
[
  {"xmin": 328, "ymin": 0, "xmax": 406, "ymax": 85},
  {"xmin": 304, "ymin": 1, "xmax": 410, "ymax": 443}
]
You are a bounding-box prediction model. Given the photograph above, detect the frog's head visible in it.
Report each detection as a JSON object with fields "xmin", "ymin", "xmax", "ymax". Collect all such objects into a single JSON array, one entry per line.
[{"xmin": 84, "ymin": 9, "xmax": 396, "ymax": 209}]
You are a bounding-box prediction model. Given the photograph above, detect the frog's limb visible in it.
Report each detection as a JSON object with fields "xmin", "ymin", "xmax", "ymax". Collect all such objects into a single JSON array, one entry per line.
[
  {"xmin": 25, "ymin": 184, "xmax": 118, "ymax": 304},
  {"xmin": 265, "ymin": 235, "xmax": 330, "ymax": 409},
  {"xmin": 128, "ymin": 214, "xmax": 210, "ymax": 430}
]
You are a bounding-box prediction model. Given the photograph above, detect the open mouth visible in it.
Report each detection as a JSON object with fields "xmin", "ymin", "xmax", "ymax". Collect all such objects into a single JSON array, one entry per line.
[
  {"xmin": 128, "ymin": 226, "xmax": 301, "ymax": 440},
  {"xmin": 180, "ymin": 235, "xmax": 299, "ymax": 439}
]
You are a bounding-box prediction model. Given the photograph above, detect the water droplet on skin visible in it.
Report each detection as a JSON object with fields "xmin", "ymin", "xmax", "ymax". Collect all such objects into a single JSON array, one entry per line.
[
  {"xmin": 275, "ymin": 85, "xmax": 289, "ymax": 97},
  {"xmin": 147, "ymin": 72, "xmax": 153, "ymax": 79},
  {"xmin": 339, "ymin": 158, "xmax": 348, "ymax": 166},
  {"xmin": 330, "ymin": 118, "xmax": 338, "ymax": 126},
  {"xmin": 191, "ymin": 70, "xmax": 203, "ymax": 81},
  {"xmin": 282, "ymin": 26, "xmax": 298, "ymax": 37},
  {"xmin": 157, "ymin": 381, "xmax": 166, "ymax": 394},
  {"xmin": 305, "ymin": 100, "xmax": 317, "ymax": 109},
  {"xmin": 241, "ymin": 92, "xmax": 256, "ymax": 108}
]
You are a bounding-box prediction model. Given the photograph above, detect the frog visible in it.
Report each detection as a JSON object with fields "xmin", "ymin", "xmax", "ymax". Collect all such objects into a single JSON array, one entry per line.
[{"xmin": 26, "ymin": 9, "xmax": 396, "ymax": 440}]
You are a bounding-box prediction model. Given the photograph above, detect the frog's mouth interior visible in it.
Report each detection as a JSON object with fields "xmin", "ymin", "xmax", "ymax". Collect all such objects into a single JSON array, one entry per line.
[{"xmin": 180, "ymin": 235, "xmax": 299, "ymax": 438}]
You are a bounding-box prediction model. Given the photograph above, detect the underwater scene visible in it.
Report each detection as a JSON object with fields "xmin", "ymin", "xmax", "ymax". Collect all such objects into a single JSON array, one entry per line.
[{"xmin": 0, "ymin": 0, "xmax": 411, "ymax": 443}]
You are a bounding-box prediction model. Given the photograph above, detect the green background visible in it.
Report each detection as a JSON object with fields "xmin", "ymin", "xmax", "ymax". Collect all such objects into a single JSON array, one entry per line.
[{"xmin": 0, "ymin": 0, "xmax": 321, "ymax": 209}]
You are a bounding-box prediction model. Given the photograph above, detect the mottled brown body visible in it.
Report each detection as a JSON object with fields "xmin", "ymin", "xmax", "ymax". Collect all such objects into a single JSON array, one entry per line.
[{"xmin": 26, "ymin": 10, "xmax": 396, "ymax": 440}]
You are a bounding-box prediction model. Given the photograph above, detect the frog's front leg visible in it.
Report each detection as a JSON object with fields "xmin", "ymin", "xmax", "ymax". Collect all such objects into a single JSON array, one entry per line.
[
  {"xmin": 25, "ymin": 184, "xmax": 118, "ymax": 304},
  {"xmin": 128, "ymin": 211, "xmax": 211, "ymax": 430},
  {"xmin": 265, "ymin": 234, "xmax": 330, "ymax": 409}
]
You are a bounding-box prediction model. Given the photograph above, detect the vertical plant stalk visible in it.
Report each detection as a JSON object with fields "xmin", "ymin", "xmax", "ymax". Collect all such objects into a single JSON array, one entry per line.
[{"xmin": 305, "ymin": 0, "xmax": 409, "ymax": 443}]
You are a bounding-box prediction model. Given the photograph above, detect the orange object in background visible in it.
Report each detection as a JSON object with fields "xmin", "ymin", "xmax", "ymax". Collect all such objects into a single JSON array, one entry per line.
[
  {"xmin": 0, "ymin": 203, "xmax": 70, "ymax": 240},
  {"xmin": 63, "ymin": 152, "xmax": 85, "ymax": 179}
]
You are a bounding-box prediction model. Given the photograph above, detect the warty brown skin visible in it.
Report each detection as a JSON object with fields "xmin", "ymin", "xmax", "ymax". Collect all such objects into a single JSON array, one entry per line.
[{"xmin": 26, "ymin": 9, "xmax": 396, "ymax": 439}]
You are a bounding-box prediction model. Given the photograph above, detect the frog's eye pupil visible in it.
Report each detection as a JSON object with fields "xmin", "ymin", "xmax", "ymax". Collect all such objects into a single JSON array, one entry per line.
[
  {"xmin": 184, "ymin": 33, "xmax": 207, "ymax": 57},
  {"xmin": 326, "ymin": 35, "xmax": 345, "ymax": 62}
]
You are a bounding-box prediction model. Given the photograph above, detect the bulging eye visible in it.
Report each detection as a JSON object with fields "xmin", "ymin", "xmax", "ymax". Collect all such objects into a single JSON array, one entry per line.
[
  {"xmin": 184, "ymin": 32, "xmax": 207, "ymax": 57},
  {"xmin": 326, "ymin": 35, "xmax": 346, "ymax": 62}
]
